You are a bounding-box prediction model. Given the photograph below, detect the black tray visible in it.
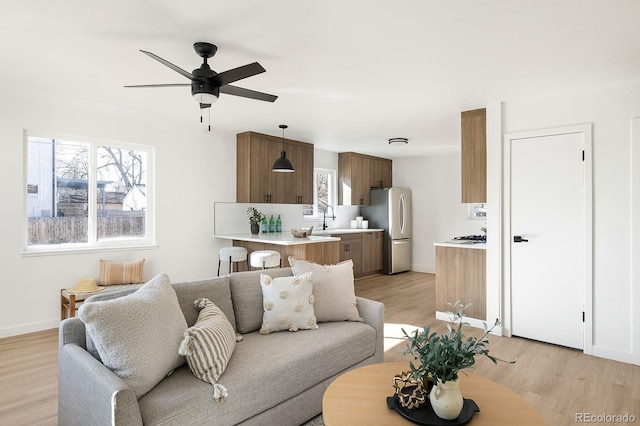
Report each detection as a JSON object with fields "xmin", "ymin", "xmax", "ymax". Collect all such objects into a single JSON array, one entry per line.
[{"xmin": 387, "ymin": 395, "xmax": 479, "ymax": 425}]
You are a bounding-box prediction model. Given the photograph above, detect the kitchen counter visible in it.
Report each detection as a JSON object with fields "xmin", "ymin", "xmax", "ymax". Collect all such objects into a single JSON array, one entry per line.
[
  {"xmin": 314, "ymin": 228, "xmax": 384, "ymax": 235},
  {"xmin": 434, "ymin": 241, "xmax": 486, "ymax": 250},
  {"xmin": 215, "ymin": 233, "xmax": 340, "ymax": 245}
]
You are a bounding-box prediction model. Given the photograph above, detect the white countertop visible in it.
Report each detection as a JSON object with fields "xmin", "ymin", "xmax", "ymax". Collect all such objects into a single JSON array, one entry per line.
[
  {"xmin": 313, "ymin": 228, "xmax": 384, "ymax": 235},
  {"xmin": 434, "ymin": 241, "xmax": 487, "ymax": 250},
  {"xmin": 215, "ymin": 233, "xmax": 341, "ymax": 245}
]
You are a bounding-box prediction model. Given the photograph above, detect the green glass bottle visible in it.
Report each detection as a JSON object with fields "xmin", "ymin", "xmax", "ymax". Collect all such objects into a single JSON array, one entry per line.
[
  {"xmin": 276, "ymin": 215, "xmax": 282, "ymax": 233},
  {"xmin": 261, "ymin": 216, "xmax": 268, "ymax": 233},
  {"xmin": 268, "ymin": 215, "xmax": 276, "ymax": 233}
]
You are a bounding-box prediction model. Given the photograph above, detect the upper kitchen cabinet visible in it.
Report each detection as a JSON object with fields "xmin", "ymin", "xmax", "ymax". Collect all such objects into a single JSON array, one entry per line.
[
  {"xmin": 461, "ymin": 108, "xmax": 487, "ymax": 203},
  {"xmin": 237, "ymin": 131, "xmax": 314, "ymax": 204},
  {"xmin": 338, "ymin": 152, "xmax": 392, "ymax": 205}
]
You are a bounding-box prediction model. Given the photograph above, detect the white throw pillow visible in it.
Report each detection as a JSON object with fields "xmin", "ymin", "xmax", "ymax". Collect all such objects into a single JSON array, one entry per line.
[
  {"xmin": 78, "ymin": 273, "xmax": 187, "ymax": 398},
  {"xmin": 288, "ymin": 257, "xmax": 363, "ymax": 323},
  {"xmin": 260, "ymin": 272, "xmax": 318, "ymax": 334},
  {"xmin": 179, "ymin": 298, "xmax": 239, "ymax": 401}
]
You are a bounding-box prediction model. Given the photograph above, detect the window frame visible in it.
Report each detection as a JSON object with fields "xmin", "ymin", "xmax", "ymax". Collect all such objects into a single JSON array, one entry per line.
[
  {"xmin": 22, "ymin": 130, "xmax": 156, "ymax": 255},
  {"xmin": 303, "ymin": 167, "xmax": 337, "ymax": 220}
]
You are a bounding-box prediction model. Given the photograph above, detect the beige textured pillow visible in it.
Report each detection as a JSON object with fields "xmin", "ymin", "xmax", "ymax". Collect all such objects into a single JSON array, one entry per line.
[
  {"xmin": 78, "ymin": 273, "xmax": 187, "ymax": 398},
  {"xmin": 260, "ymin": 272, "xmax": 318, "ymax": 334},
  {"xmin": 288, "ymin": 257, "xmax": 363, "ymax": 323},
  {"xmin": 179, "ymin": 298, "xmax": 238, "ymax": 401},
  {"xmin": 99, "ymin": 259, "xmax": 145, "ymax": 285}
]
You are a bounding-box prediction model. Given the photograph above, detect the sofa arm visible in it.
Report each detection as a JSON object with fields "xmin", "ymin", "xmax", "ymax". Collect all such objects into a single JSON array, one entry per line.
[
  {"xmin": 58, "ymin": 343, "xmax": 143, "ymax": 426},
  {"xmin": 356, "ymin": 296, "xmax": 384, "ymax": 362}
]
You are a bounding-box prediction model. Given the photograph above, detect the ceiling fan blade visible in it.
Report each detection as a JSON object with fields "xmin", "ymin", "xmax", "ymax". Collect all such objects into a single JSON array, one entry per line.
[
  {"xmin": 124, "ymin": 83, "xmax": 191, "ymax": 88},
  {"xmin": 215, "ymin": 62, "xmax": 266, "ymax": 86},
  {"xmin": 140, "ymin": 50, "xmax": 197, "ymax": 81},
  {"xmin": 220, "ymin": 85, "xmax": 278, "ymax": 102}
]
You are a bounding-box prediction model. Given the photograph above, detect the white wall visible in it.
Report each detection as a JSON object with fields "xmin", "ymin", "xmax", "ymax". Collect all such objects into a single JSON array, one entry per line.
[
  {"xmin": 0, "ymin": 97, "xmax": 236, "ymax": 338},
  {"xmin": 500, "ymin": 79, "xmax": 640, "ymax": 362},
  {"xmin": 393, "ymin": 154, "xmax": 485, "ymax": 273}
]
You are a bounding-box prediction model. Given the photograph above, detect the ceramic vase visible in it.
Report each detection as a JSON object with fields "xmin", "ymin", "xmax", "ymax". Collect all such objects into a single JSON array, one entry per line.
[
  {"xmin": 250, "ymin": 223, "xmax": 260, "ymax": 235},
  {"xmin": 429, "ymin": 379, "xmax": 463, "ymax": 420}
]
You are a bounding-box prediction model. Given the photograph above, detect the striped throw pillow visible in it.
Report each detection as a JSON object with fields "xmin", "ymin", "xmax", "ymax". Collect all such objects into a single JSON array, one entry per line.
[
  {"xmin": 178, "ymin": 298, "xmax": 238, "ymax": 401},
  {"xmin": 99, "ymin": 259, "xmax": 145, "ymax": 285}
]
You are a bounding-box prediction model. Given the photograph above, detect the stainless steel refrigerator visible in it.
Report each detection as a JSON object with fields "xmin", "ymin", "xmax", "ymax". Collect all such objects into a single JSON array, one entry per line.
[{"xmin": 361, "ymin": 188, "xmax": 412, "ymax": 274}]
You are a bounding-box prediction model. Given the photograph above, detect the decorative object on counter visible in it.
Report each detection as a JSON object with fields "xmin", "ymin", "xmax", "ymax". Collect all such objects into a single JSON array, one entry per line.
[
  {"xmin": 350, "ymin": 220, "xmax": 358, "ymax": 229},
  {"xmin": 361, "ymin": 220, "xmax": 369, "ymax": 229},
  {"xmin": 401, "ymin": 301, "xmax": 514, "ymax": 420},
  {"xmin": 246, "ymin": 207, "xmax": 265, "ymax": 235},
  {"xmin": 276, "ymin": 215, "xmax": 282, "ymax": 233},
  {"xmin": 291, "ymin": 226, "xmax": 313, "ymax": 238},
  {"xmin": 355, "ymin": 216, "xmax": 363, "ymax": 228},
  {"xmin": 261, "ymin": 216, "xmax": 268, "ymax": 233},
  {"xmin": 272, "ymin": 124, "xmax": 295, "ymax": 172},
  {"xmin": 268, "ymin": 215, "xmax": 276, "ymax": 233}
]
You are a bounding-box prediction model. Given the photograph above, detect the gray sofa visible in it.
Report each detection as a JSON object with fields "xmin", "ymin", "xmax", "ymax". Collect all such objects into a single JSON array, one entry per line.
[{"xmin": 58, "ymin": 268, "xmax": 384, "ymax": 425}]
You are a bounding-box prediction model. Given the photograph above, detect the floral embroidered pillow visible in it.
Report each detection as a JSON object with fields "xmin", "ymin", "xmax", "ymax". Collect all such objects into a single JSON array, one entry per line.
[{"xmin": 259, "ymin": 272, "xmax": 317, "ymax": 334}]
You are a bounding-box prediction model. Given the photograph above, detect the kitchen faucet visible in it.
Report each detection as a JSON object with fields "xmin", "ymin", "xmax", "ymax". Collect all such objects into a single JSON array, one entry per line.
[{"xmin": 322, "ymin": 206, "xmax": 336, "ymax": 230}]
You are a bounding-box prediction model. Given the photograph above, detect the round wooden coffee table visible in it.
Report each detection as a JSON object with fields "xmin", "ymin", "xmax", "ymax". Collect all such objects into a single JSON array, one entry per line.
[{"xmin": 323, "ymin": 362, "xmax": 544, "ymax": 425}]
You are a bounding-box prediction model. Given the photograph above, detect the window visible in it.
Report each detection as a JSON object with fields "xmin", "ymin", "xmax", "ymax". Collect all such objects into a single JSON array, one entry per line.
[
  {"xmin": 303, "ymin": 168, "xmax": 336, "ymax": 218},
  {"xmin": 25, "ymin": 133, "xmax": 154, "ymax": 251},
  {"xmin": 468, "ymin": 203, "xmax": 487, "ymax": 220}
]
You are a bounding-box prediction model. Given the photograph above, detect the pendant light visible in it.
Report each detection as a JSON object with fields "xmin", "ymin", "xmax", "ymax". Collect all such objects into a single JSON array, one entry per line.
[{"xmin": 272, "ymin": 124, "xmax": 295, "ymax": 172}]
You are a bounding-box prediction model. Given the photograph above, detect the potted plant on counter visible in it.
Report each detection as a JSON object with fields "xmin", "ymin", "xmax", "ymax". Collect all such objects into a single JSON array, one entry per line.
[
  {"xmin": 402, "ymin": 301, "xmax": 514, "ymax": 420},
  {"xmin": 246, "ymin": 207, "xmax": 265, "ymax": 235}
]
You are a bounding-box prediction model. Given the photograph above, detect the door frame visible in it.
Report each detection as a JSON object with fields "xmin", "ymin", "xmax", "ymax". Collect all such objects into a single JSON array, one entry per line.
[{"xmin": 502, "ymin": 124, "xmax": 593, "ymax": 355}]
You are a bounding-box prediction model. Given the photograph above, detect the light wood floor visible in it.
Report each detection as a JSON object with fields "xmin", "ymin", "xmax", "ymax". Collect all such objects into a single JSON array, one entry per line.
[{"xmin": 1, "ymin": 271, "xmax": 638, "ymax": 425}]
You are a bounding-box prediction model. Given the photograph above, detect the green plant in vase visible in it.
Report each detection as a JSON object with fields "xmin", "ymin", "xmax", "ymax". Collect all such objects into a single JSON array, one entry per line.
[
  {"xmin": 402, "ymin": 301, "xmax": 514, "ymax": 420},
  {"xmin": 246, "ymin": 207, "xmax": 265, "ymax": 235}
]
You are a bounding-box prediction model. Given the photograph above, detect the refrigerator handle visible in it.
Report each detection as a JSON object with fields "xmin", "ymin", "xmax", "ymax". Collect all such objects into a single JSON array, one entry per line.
[{"xmin": 399, "ymin": 192, "xmax": 406, "ymax": 234}]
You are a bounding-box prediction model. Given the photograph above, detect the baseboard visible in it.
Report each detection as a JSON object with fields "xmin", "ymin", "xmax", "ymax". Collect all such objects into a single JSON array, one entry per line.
[
  {"xmin": 411, "ymin": 263, "xmax": 435, "ymax": 274},
  {"xmin": 592, "ymin": 345, "xmax": 633, "ymax": 364},
  {"xmin": 0, "ymin": 319, "xmax": 59, "ymax": 339}
]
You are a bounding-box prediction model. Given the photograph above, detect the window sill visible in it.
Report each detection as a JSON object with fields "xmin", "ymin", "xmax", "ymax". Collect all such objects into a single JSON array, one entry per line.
[{"xmin": 21, "ymin": 243, "xmax": 159, "ymax": 257}]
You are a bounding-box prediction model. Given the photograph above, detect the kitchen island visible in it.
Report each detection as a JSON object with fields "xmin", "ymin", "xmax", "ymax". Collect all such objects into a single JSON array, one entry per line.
[
  {"xmin": 215, "ymin": 233, "xmax": 341, "ymax": 269},
  {"xmin": 434, "ymin": 241, "xmax": 486, "ymax": 321}
]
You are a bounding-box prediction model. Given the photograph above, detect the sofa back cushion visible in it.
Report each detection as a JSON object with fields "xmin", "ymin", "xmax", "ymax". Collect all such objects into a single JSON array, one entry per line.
[
  {"xmin": 172, "ymin": 276, "xmax": 236, "ymax": 331},
  {"xmin": 229, "ymin": 268, "xmax": 293, "ymax": 333}
]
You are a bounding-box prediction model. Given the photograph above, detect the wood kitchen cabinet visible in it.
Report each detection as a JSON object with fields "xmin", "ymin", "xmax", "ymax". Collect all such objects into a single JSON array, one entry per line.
[
  {"xmin": 435, "ymin": 245, "xmax": 486, "ymax": 319},
  {"xmin": 461, "ymin": 108, "xmax": 487, "ymax": 203},
  {"xmin": 338, "ymin": 152, "xmax": 392, "ymax": 206},
  {"xmin": 333, "ymin": 231, "xmax": 383, "ymax": 278},
  {"xmin": 362, "ymin": 231, "xmax": 383, "ymax": 273},
  {"xmin": 237, "ymin": 131, "xmax": 314, "ymax": 204}
]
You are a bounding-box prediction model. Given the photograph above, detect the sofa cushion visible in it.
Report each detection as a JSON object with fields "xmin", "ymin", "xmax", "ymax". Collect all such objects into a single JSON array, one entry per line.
[
  {"xmin": 259, "ymin": 273, "xmax": 317, "ymax": 334},
  {"xmin": 289, "ymin": 257, "xmax": 363, "ymax": 323},
  {"xmin": 178, "ymin": 298, "xmax": 237, "ymax": 401},
  {"xmin": 172, "ymin": 276, "xmax": 237, "ymax": 331},
  {"xmin": 78, "ymin": 273, "xmax": 187, "ymax": 398},
  {"xmin": 99, "ymin": 258, "xmax": 145, "ymax": 285},
  {"xmin": 229, "ymin": 268, "xmax": 293, "ymax": 333},
  {"xmin": 138, "ymin": 321, "xmax": 376, "ymax": 425}
]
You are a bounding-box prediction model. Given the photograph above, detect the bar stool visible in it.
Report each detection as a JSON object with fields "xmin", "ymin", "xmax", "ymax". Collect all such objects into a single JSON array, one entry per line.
[
  {"xmin": 218, "ymin": 247, "xmax": 249, "ymax": 276},
  {"xmin": 249, "ymin": 250, "xmax": 282, "ymax": 270}
]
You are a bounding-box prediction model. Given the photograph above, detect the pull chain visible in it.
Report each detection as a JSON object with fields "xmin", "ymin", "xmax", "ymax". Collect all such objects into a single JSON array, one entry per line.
[{"xmin": 208, "ymin": 107, "xmax": 211, "ymax": 132}]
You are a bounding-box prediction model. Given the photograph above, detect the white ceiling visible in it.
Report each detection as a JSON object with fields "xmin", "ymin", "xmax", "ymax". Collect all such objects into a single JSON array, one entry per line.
[{"xmin": 2, "ymin": 1, "xmax": 640, "ymax": 158}]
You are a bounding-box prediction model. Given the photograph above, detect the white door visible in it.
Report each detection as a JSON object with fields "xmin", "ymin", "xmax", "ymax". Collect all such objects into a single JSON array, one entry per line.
[{"xmin": 510, "ymin": 130, "xmax": 585, "ymax": 349}]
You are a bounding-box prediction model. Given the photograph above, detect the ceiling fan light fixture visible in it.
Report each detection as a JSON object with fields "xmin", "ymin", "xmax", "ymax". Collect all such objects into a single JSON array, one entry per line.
[
  {"xmin": 273, "ymin": 124, "xmax": 295, "ymax": 172},
  {"xmin": 193, "ymin": 92, "xmax": 218, "ymax": 104},
  {"xmin": 388, "ymin": 137, "xmax": 409, "ymax": 145}
]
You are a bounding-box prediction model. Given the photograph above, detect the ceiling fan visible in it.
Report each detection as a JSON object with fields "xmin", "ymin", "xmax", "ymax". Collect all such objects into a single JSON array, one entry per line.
[{"xmin": 125, "ymin": 42, "xmax": 277, "ymax": 122}]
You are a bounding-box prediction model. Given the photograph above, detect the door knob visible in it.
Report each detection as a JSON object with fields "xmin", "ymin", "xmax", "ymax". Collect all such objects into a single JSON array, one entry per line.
[{"xmin": 513, "ymin": 236, "xmax": 529, "ymax": 243}]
